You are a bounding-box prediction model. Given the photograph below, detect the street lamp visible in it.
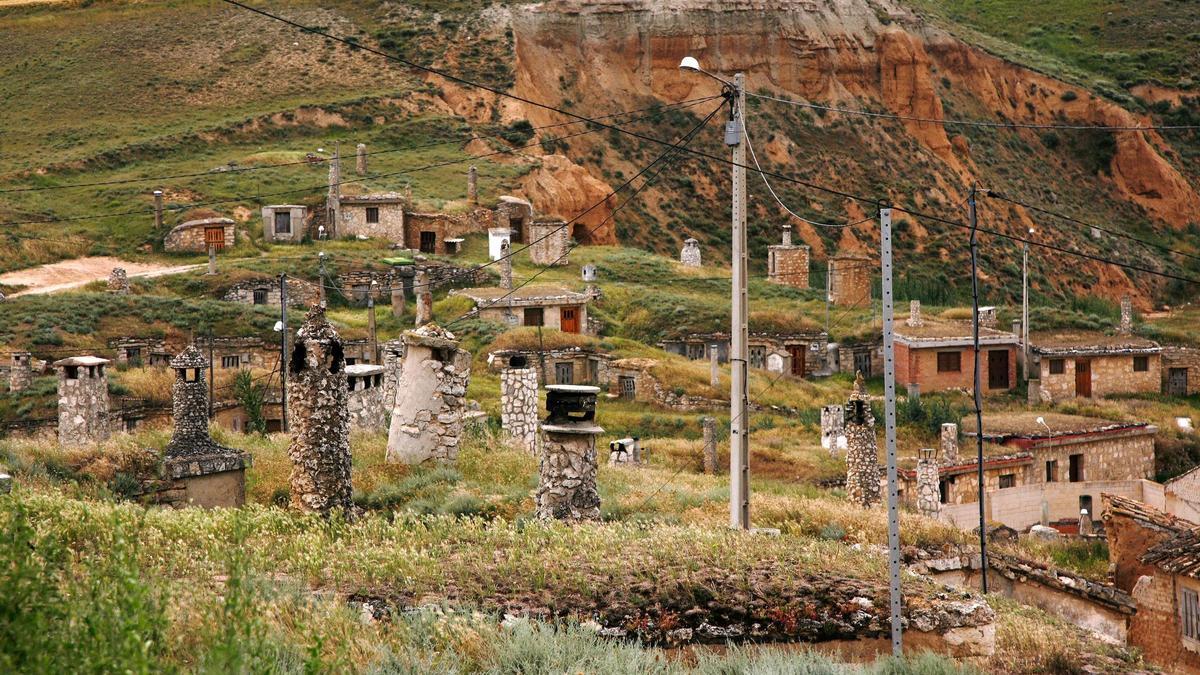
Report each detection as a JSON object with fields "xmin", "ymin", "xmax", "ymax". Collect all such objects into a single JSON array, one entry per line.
[{"xmin": 680, "ymin": 56, "xmax": 749, "ymax": 530}]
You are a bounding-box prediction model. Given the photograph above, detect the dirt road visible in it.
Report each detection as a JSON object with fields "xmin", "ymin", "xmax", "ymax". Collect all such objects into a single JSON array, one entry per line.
[{"xmin": 0, "ymin": 256, "xmax": 204, "ymax": 296}]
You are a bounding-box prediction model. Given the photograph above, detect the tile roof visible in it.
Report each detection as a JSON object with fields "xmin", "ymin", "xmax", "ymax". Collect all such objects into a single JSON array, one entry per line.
[
  {"xmin": 961, "ymin": 412, "xmax": 1147, "ymax": 439},
  {"xmin": 1141, "ymin": 526, "xmax": 1200, "ymax": 578},
  {"xmin": 453, "ymin": 284, "xmax": 590, "ymax": 305},
  {"xmin": 1103, "ymin": 494, "xmax": 1193, "ymax": 532}
]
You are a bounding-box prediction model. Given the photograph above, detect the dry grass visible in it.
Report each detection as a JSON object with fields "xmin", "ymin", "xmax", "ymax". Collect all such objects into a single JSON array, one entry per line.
[{"xmin": 488, "ymin": 327, "xmax": 602, "ymax": 352}]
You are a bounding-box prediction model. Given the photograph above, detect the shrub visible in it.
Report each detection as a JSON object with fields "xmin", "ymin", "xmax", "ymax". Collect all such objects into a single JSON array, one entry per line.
[{"xmin": 1060, "ymin": 90, "xmax": 1078, "ymax": 102}]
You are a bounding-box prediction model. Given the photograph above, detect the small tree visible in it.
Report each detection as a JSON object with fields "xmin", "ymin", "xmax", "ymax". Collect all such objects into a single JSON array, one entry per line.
[{"xmin": 233, "ymin": 370, "xmax": 266, "ymax": 435}]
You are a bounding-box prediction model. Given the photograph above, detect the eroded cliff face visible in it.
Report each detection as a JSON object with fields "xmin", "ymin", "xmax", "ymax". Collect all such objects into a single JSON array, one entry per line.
[{"xmin": 491, "ymin": 0, "xmax": 1199, "ymax": 302}]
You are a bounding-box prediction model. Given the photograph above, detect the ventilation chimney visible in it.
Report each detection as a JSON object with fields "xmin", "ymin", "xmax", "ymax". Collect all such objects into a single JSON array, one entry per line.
[
  {"xmin": 781, "ymin": 224, "xmax": 793, "ymax": 246},
  {"xmin": 1119, "ymin": 296, "xmax": 1133, "ymax": 335},
  {"xmin": 907, "ymin": 300, "xmax": 923, "ymax": 327}
]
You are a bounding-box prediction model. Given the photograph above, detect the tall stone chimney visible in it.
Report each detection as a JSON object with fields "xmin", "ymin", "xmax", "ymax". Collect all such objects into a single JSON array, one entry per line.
[
  {"xmin": 701, "ymin": 416, "xmax": 717, "ymax": 475},
  {"xmin": 781, "ymin": 224, "xmax": 793, "ymax": 246},
  {"xmin": 844, "ymin": 372, "xmax": 881, "ymax": 508},
  {"xmin": 1119, "ymin": 295, "xmax": 1133, "ymax": 335},
  {"xmin": 537, "ymin": 385, "xmax": 603, "ymax": 521},
  {"xmin": 286, "ymin": 306, "xmax": 353, "ymax": 515},
  {"xmin": 54, "ymin": 355, "xmax": 110, "ymax": 447},
  {"xmin": 9, "ymin": 351, "xmax": 31, "ymax": 393},
  {"xmin": 940, "ymin": 422, "xmax": 959, "ymax": 463},
  {"xmin": 907, "ymin": 300, "xmax": 923, "ymax": 327},
  {"xmin": 415, "ymin": 270, "xmax": 433, "ymax": 326},
  {"xmin": 915, "ymin": 447, "xmax": 940, "ymax": 519},
  {"xmin": 500, "ymin": 355, "xmax": 538, "ymax": 454},
  {"xmin": 499, "ymin": 238, "xmax": 513, "ymax": 291},
  {"xmin": 680, "ymin": 238, "xmax": 701, "ymax": 267},
  {"xmin": 467, "ymin": 165, "xmax": 478, "ymax": 205},
  {"xmin": 386, "ymin": 324, "xmax": 471, "ymax": 464},
  {"xmin": 355, "ymin": 143, "xmax": 367, "ymax": 176},
  {"xmin": 821, "ymin": 404, "xmax": 845, "ymax": 455},
  {"xmin": 107, "ymin": 268, "xmax": 129, "ymax": 295}
]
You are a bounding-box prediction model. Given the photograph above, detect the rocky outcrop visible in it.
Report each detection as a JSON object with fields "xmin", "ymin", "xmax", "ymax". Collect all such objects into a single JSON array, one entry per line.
[{"xmin": 518, "ymin": 154, "xmax": 617, "ymax": 245}]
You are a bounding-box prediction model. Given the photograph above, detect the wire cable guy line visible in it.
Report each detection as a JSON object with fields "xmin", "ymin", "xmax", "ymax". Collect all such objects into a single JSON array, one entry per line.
[
  {"xmin": 747, "ymin": 91, "xmax": 1200, "ymax": 131},
  {"xmin": 0, "ymin": 96, "xmax": 720, "ymax": 195}
]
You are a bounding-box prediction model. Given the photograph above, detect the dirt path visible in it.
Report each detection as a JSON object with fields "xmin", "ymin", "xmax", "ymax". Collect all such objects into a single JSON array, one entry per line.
[{"xmin": 0, "ymin": 256, "xmax": 204, "ymax": 296}]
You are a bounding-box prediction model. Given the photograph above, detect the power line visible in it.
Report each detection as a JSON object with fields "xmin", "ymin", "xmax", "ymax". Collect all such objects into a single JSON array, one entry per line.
[
  {"xmin": 747, "ymin": 91, "xmax": 1200, "ymax": 131},
  {"xmin": 984, "ymin": 190, "xmax": 1200, "ymax": 264},
  {"xmin": 0, "ymin": 96, "xmax": 719, "ymax": 195}
]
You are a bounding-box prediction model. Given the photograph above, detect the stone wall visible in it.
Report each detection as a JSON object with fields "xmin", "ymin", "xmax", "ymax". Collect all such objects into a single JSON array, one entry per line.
[
  {"xmin": 536, "ymin": 429, "xmax": 601, "ymax": 521},
  {"xmin": 916, "ymin": 448, "xmax": 940, "ymax": 518},
  {"xmin": 386, "ymin": 325, "xmax": 471, "ymax": 464},
  {"xmin": 9, "ymin": 352, "xmax": 31, "ymax": 393},
  {"xmin": 895, "ymin": 343, "xmax": 1017, "ymax": 393},
  {"xmin": 941, "ymin": 423, "xmax": 959, "ymax": 462},
  {"xmin": 286, "ymin": 307, "xmax": 353, "ymax": 515},
  {"xmin": 261, "ymin": 205, "xmax": 308, "ymax": 243},
  {"xmin": 767, "ymin": 244, "xmax": 810, "ymax": 288},
  {"xmin": 405, "ymin": 211, "xmax": 482, "ymax": 255},
  {"xmin": 56, "ymin": 358, "xmax": 110, "ymax": 447},
  {"xmin": 500, "ymin": 367, "xmax": 539, "ymax": 454},
  {"xmin": 527, "ymin": 220, "xmax": 570, "ymax": 266},
  {"xmin": 1038, "ymin": 353, "xmax": 1162, "ymax": 400},
  {"xmin": 828, "ymin": 255, "xmax": 871, "ymax": 307},
  {"xmin": 338, "ymin": 199, "xmax": 405, "ymax": 241},
  {"xmin": 381, "ymin": 339, "xmax": 405, "ymax": 415},
  {"xmin": 347, "ymin": 366, "xmax": 387, "ymax": 431},
  {"xmin": 223, "ymin": 277, "xmax": 319, "ymax": 308},
  {"xmin": 1162, "ymin": 345, "xmax": 1200, "ymax": 396},
  {"xmin": 164, "ymin": 219, "xmax": 236, "ymax": 253}
]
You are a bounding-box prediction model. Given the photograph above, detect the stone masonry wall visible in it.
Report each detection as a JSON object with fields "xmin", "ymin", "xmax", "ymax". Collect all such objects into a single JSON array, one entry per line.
[
  {"xmin": 500, "ymin": 367, "xmax": 539, "ymax": 454},
  {"xmin": 381, "ymin": 339, "xmax": 404, "ymax": 415},
  {"xmin": 528, "ymin": 220, "xmax": 570, "ymax": 266},
  {"xmin": 9, "ymin": 352, "xmax": 31, "ymax": 393},
  {"xmin": 844, "ymin": 373, "xmax": 881, "ymax": 508},
  {"xmin": 286, "ymin": 307, "xmax": 353, "ymax": 515},
  {"xmin": 829, "ymin": 256, "xmax": 871, "ymax": 308},
  {"xmin": 338, "ymin": 201, "xmax": 404, "ymax": 241},
  {"xmin": 821, "ymin": 404, "xmax": 845, "ymax": 455},
  {"xmin": 680, "ymin": 239, "xmax": 701, "ymax": 267},
  {"xmin": 916, "ymin": 448, "xmax": 940, "ymax": 518},
  {"xmin": 57, "ymin": 363, "xmax": 110, "ymax": 447},
  {"xmin": 767, "ymin": 245, "xmax": 810, "ymax": 288},
  {"xmin": 347, "ymin": 375, "xmax": 387, "ymax": 431},
  {"xmin": 941, "ymin": 423, "xmax": 959, "ymax": 462},
  {"xmin": 108, "ymin": 268, "xmax": 129, "ymax": 294},
  {"xmin": 536, "ymin": 431, "xmax": 601, "ymax": 521},
  {"xmin": 1039, "ymin": 353, "xmax": 1162, "ymax": 400},
  {"xmin": 164, "ymin": 222, "xmax": 235, "ymax": 253},
  {"xmin": 386, "ymin": 326, "xmax": 471, "ymax": 464},
  {"xmin": 1162, "ymin": 345, "xmax": 1200, "ymax": 396}
]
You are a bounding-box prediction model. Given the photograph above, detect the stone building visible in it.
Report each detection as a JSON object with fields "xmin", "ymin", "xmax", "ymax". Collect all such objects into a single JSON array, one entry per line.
[
  {"xmin": 193, "ymin": 336, "xmax": 271, "ymax": 370},
  {"xmin": 500, "ymin": 359, "xmax": 539, "ymax": 454},
  {"xmin": 108, "ymin": 337, "xmax": 168, "ymax": 367},
  {"xmin": 844, "ymin": 373, "xmax": 881, "ymax": 508},
  {"xmin": 164, "ymin": 217, "xmax": 236, "ymax": 253},
  {"xmin": 536, "ymin": 385, "xmax": 603, "ymax": 521},
  {"xmin": 1162, "ymin": 344, "xmax": 1200, "ymax": 396},
  {"xmin": 527, "ymin": 218, "xmax": 570, "ymax": 266},
  {"xmin": 346, "ymin": 364, "xmax": 387, "ymax": 431},
  {"xmin": 829, "ymin": 340, "xmax": 884, "ymax": 379},
  {"xmin": 285, "ymin": 306, "xmax": 353, "ymax": 515},
  {"xmin": 487, "ymin": 346, "xmax": 612, "ymax": 386},
  {"xmin": 453, "ymin": 284, "xmax": 593, "ymax": 334},
  {"xmin": 156, "ymin": 346, "xmax": 249, "ymax": 508},
  {"xmin": 827, "ymin": 253, "xmax": 872, "ymax": 308},
  {"xmin": 494, "ymin": 196, "xmax": 533, "ymax": 243},
  {"xmin": 386, "ymin": 324, "xmax": 471, "ymax": 464},
  {"xmin": 223, "ymin": 276, "xmax": 320, "ymax": 309},
  {"xmin": 336, "ymin": 193, "xmax": 406, "ymax": 241},
  {"xmin": 262, "ymin": 205, "xmax": 308, "ymax": 243},
  {"xmin": 894, "ymin": 302, "xmax": 1020, "ymax": 394},
  {"xmin": 1031, "ymin": 331, "xmax": 1162, "ymax": 400},
  {"xmin": 1125, "ymin": 511, "xmax": 1200, "ymax": 671},
  {"xmin": 8, "ymin": 351, "xmax": 31, "ymax": 392},
  {"xmin": 54, "ymin": 355, "xmax": 110, "ymax": 447},
  {"xmin": 767, "ymin": 225, "xmax": 810, "ymax": 288},
  {"xmin": 680, "ymin": 238, "xmax": 701, "ymax": 267},
  {"xmin": 660, "ymin": 331, "xmax": 828, "ymax": 378},
  {"xmin": 108, "ymin": 267, "xmax": 129, "ymax": 294}
]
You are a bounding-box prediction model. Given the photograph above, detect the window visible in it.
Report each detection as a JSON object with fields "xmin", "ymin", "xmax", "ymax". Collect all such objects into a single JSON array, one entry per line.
[
  {"xmin": 555, "ymin": 362, "xmax": 574, "ymax": 385},
  {"xmin": 686, "ymin": 343, "xmax": 706, "ymax": 360},
  {"xmin": 938, "ymin": 479, "xmax": 950, "ymax": 504},
  {"xmin": 127, "ymin": 347, "xmax": 142, "ymax": 367},
  {"xmin": 1049, "ymin": 359, "xmax": 1065, "ymax": 375},
  {"xmin": 619, "ymin": 375, "xmax": 636, "ymax": 399},
  {"xmin": 1134, "ymin": 356, "xmax": 1149, "ymax": 372},
  {"xmin": 1079, "ymin": 494, "xmax": 1094, "ymax": 514},
  {"xmin": 1069, "ymin": 453, "xmax": 1084, "ymax": 482},
  {"xmin": 366, "ymin": 207, "xmax": 380, "ymax": 224},
  {"xmin": 1045, "ymin": 460, "xmax": 1058, "ymax": 482},
  {"xmin": 252, "ymin": 288, "xmax": 268, "ymax": 305},
  {"xmin": 523, "ymin": 308, "xmax": 544, "ymax": 327},
  {"xmin": 221, "ymin": 355, "xmax": 240, "ymax": 369},
  {"xmin": 274, "ymin": 211, "xmax": 292, "ymax": 234},
  {"xmin": 749, "ymin": 346, "xmax": 767, "ymax": 369},
  {"xmin": 936, "ymin": 351, "xmax": 961, "ymax": 373},
  {"xmin": 1182, "ymin": 587, "xmax": 1200, "ymax": 645},
  {"xmin": 419, "ymin": 231, "xmax": 437, "ymax": 254},
  {"xmin": 999, "ymin": 474, "xmax": 1016, "ymax": 489}
]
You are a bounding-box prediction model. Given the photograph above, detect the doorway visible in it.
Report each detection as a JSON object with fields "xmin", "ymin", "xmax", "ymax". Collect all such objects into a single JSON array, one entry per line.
[
  {"xmin": 419, "ymin": 231, "xmax": 437, "ymax": 254},
  {"xmin": 1169, "ymin": 367, "xmax": 1189, "ymax": 396},
  {"xmin": 1075, "ymin": 359, "xmax": 1092, "ymax": 397},
  {"xmin": 987, "ymin": 349, "xmax": 1010, "ymax": 389},
  {"xmin": 560, "ymin": 306, "xmax": 580, "ymax": 334},
  {"xmin": 204, "ymin": 226, "xmax": 226, "ymax": 251},
  {"xmin": 788, "ymin": 345, "xmax": 807, "ymax": 377}
]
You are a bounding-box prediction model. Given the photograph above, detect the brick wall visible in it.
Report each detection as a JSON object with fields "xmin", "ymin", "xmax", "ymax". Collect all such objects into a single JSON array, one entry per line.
[
  {"xmin": 896, "ymin": 343, "xmax": 1017, "ymax": 393},
  {"xmin": 1039, "ymin": 353, "xmax": 1162, "ymax": 399},
  {"xmin": 767, "ymin": 245, "xmax": 810, "ymax": 288},
  {"xmin": 1130, "ymin": 571, "xmax": 1200, "ymax": 672},
  {"xmin": 1107, "ymin": 511, "xmax": 1179, "ymax": 592}
]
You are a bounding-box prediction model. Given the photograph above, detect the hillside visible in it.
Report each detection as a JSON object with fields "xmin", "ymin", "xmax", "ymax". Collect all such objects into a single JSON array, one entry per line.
[{"xmin": 0, "ymin": 0, "xmax": 1197, "ymax": 308}]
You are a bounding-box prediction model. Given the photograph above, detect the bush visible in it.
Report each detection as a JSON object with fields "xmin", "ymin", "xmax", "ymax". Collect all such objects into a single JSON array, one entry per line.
[{"xmin": 1060, "ymin": 90, "xmax": 1078, "ymax": 102}]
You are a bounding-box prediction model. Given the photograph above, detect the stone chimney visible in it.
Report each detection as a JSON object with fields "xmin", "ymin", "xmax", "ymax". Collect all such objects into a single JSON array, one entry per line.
[
  {"xmin": 701, "ymin": 416, "xmax": 717, "ymax": 475},
  {"xmin": 821, "ymin": 404, "xmax": 845, "ymax": 455},
  {"xmin": 709, "ymin": 345, "xmax": 720, "ymax": 388},
  {"xmin": 346, "ymin": 364, "xmax": 386, "ymax": 431},
  {"xmin": 940, "ymin": 423, "xmax": 959, "ymax": 463},
  {"xmin": 844, "ymin": 372, "xmax": 881, "ymax": 508},
  {"xmin": 9, "ymin": 351, "xmax": 31, "ymax": 393},
  {"xmin": 781, "ymin": 224, "xmax": 793, "ymax": 246},
  {"xmin": 1119, "ymin": 295, "xmax": 1133, "ymax": 335},
  {"xmin": 467, "ymin": 165, "xmax": 478, "ymax": 205},
  {"xmin": 327, "ymin": 145, "xmax": 341, "ymax": 224},
  {"xmin": 414, "ymin": 269, "xmax": 433, "ymax": 326},
  {"xmin": 907, "ymin": 300, "xmax": 923, "ymax": 328},
  {"xmin": 386, "ymin": 324, "xmax": 471, "ymax": 464},
  {"xmin": 680, "ymin": 238, "xmax": 701, "ymax": 267},
  {"xmin": 537, "ymin": 385, "xmax": 603, "ymax": 521},
  {"xmin": 107, "ymin": 268, "xmax": 129, "ymax": 295},
  {"xmin": 500, "ymin": 356, "xmax": 539, "ymax": 454},
  {"xmin": 54, "ymin": 355, "xmax": 110, "ymax": 447},
  {"xmin": 977, "ymin": 306, "xmax": 997, "ymax": 329},
  {"xmin": 286, "ymin": 305, "xmax": 353, "ymax": 515},
  {"xmin": 581, "ymin": 264, "xmax": 597, "ymax": 282},
  {"xmin": 355, "ymin": 143, "xmax": 367, "ymax": 176},
  {"xmin": 380, "ymin": 338, "xmax": 405, "ymax": 415},
  {"xmin": 499, "ymin": 238, "xmax": 513, "ymax": 291},
  {"xmin": 915, "ymin": 447, "xmax": 940, "ymax": 519}
]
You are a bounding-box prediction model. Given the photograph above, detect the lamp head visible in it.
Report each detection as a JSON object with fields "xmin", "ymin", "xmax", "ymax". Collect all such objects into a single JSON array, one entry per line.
[{"xmin": 678, "ymin": 56, "xmax": 701, "ymax": 72}]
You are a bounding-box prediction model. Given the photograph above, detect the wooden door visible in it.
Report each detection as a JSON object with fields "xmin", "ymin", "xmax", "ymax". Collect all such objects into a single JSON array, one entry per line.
[
  {"xmin": 419, "ymin": 231, "xmax": 437, "ymax": 253},
  {"xmin": 204, "ymin": 226, "xmax": 226, "ymax": 251},
  {"xmin": 1169, "ymin": 368, "xmax": 1189, "ymax": 396},
  {"xmin": 987, "ymin": 349, "xmax": 1010, "ymax": 389},
  {"xmin": 560, "ymin": 306, "xmax": 580, "ymax": 333},
  {"xmin": 1075, "ymin": 359, "xmax": 1092, "ymax": 397},
  {"xmin": 788, "ymin": 345, "xmax": 806, "ymax": 377}
]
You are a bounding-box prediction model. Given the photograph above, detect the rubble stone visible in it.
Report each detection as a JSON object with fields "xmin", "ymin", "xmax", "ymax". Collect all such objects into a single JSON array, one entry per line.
[
  {"xmin": 415, "ymin": 270, "xmax": 433, "ymax": 326},
  {"xmin": 107, "ymin": 267, "xmax": 130, "ymax": 294},
  {"xmin": 941, "ymin": 423, "xmax": 959, "ymax": 462},
  {"xmin": 8, "ymin": 351, "xmax": 31, "ymax": 393},
  {"xmin": 346, "ymin": 364, "xmax": 387, "ymax": 431},
  {"xmin": 916, "ymin": 447, "xmax": 940, "ymax": 518},
  {"xmin": 844, "ymin": 372, "xmax": 881, "ymax": 508},
  {"xmin": 386, "ymin": 324, "xmax": 471, "ymax": 464},
  {"xmin": 54, "ymin": 355, "xmax": 110, "ymax": 447},
  {"xmin": 500, "ymin": 366, "xmax": 538, "ymax": 454}
]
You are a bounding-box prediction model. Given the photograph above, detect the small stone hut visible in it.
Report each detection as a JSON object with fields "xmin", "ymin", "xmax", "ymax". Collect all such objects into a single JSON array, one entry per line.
[
  {"xmin": 164, "ymin": 217, "xmax": 236, "ymax": 253},
  {"xmin": 767, "ymin": 225, "xmax": 810, "ymax": 288},
  {"xmin": 527, "ymin": 218, "xmax": 570, "ymax": 266},
  {"xmin": 262, "ymin": 205, "xmax": 307, "ymax": 243},
  {"xmin": 286, "ymin": 306, "xmax": 353, "ymax": 515},
  {"xmin": 386, "ymin": 324, "xmax": 471, "ymax": 464}
]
